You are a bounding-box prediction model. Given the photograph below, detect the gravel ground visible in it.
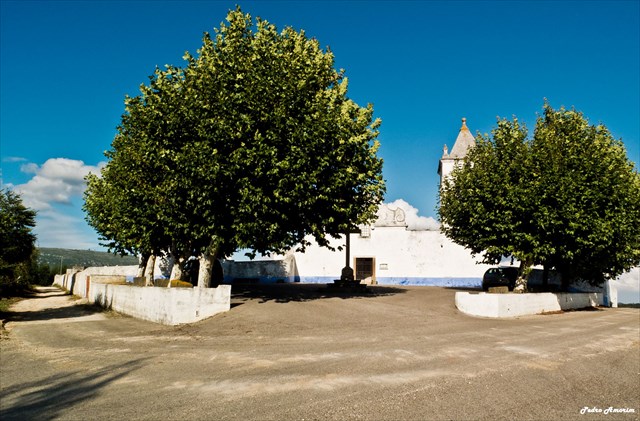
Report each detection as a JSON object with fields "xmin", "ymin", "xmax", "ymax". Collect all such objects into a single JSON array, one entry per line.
[{"xmin": 1, "ymin": 284, "xmax": 638, "ymax": 421}]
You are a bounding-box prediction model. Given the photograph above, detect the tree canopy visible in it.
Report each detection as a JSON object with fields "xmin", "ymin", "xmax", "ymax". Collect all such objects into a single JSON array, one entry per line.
[
  {"xmin": 439, "ymin": 103, "xmax": 640, "ymax": 289},
  {"xmin": 0, "ymin": 189, "xmax": 37, "ymax": 294},
  {"xmin": 84, "ymin": 8, "xmax": 385, "ymax": 285},
  {"xmin": 530, "ymin": 105, "xmax": 640, "ymax": 286}
]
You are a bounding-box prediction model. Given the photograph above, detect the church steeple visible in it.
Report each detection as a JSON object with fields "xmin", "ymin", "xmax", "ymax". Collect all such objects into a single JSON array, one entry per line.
[
  {"xmin": 438, "ymin": 118, "xmax": 476, "ymax": 185},
  {"xmin": 448, "ymin": 117, "xmax": 475, "ymax": 159}
]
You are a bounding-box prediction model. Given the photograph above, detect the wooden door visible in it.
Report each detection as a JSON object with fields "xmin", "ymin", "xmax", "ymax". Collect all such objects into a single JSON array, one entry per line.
[{"xmin": 355, "ymin": 257, "xmax": 375, "ymax": 282}]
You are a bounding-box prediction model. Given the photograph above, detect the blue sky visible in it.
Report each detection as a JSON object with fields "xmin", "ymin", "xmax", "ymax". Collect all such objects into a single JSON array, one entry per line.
[{"xmin": 2, "ymin": 0, "xmax": 639, "ymax": 252}]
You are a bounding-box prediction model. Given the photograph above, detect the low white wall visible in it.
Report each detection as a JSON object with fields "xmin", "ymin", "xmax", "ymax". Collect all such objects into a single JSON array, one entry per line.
[
  {"xmin": 90, "ymin": 281, "xmax": 231, "ymax": 325},
  {"xmin": 223, "ymin": 253, "xmax": 299, "ymax": 283},
  {"xmin": 53, "ymin": 265, "xmax": 140, "ymax": 297},
  {"xmin": 455, "ymin": 292, "xmax": 604, "ymax": 318},
  {"xmin": 53, "ymin": 266, "xmax": 231, "ymax": 325}
]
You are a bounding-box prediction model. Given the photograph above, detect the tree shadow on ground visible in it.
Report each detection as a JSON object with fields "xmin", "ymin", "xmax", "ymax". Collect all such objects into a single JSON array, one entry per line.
[
  {"xmin": 1, "ymin": 286, "xmax": 104, "ymax": 324},
  {"xmin": 1, "ymin": 302, "xmax": 104, "ymax": 323},
  {"xmin": 23, "ymin": 286, "xmax": 72, "ymax": 299},
  {"xmin": 443, "ymin": 286, "xmax": 482, "ymax": 292},
  {"xmin": 1, "ymin": 286, "xmax": 63, "ymax": 301},
  {"xmin": 231, "ymin": 283, "xmax": 407, "ymax": 304},
  {"xmin": 0, "ymin": 359, "xmax": 146, "ymax": 421}
]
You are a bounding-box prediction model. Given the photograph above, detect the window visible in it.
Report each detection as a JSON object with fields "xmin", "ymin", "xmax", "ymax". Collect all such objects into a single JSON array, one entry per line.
[{"xmin": 355, "ymin": 257, "xmax": 375, "ymax": 281}]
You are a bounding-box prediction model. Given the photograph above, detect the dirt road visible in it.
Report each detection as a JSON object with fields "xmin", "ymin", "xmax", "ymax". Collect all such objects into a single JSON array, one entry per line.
[{"xmin": 1, "ymin": 285, "xmax": 638, "ymax": 420}]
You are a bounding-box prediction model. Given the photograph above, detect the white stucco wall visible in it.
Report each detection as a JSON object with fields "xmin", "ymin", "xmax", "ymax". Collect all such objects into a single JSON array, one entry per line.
[
  {"xmin": 292, "ymin": 227, "xmax": 494, "ymax": 287},
  {"xmin": 455, "ymin": 291, "xmax": 604, "ymax": 318},
  {"xmin": 90, "ymin": 282, "xmax": 231, "ymax": 325},
  {"xmin": 54, "ymin": 265, "xmax": 140, "ymax": 297},
  {"xmin": 222, "ymin": 253, "xmax": 298, "ymax": 283},
  {"xmin": 53, "ymin": 265, "xmax": 231, "ymax": 325}
]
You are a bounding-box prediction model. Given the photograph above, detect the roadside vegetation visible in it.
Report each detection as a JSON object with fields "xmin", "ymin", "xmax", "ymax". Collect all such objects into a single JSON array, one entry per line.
[
  {"xmin": 0, "ymin": 296, "xmax": 21, "ymax": 314},
  {"xmin": 0, "ymin": 189, "xmax": 48, "ymax": 297},
  {"xmin": 0, "ymin": 190, "xmax": 100, "ymax": 298},
  {"xmin": 38, "ymin": 248, "xmax": 137, "ymax": 270}
]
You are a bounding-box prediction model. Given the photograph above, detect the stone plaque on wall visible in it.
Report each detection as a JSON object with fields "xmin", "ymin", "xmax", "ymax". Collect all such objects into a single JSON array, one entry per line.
[{"xmin": 374, "ymin": 204, "xmax": 407, "ymax": 227}]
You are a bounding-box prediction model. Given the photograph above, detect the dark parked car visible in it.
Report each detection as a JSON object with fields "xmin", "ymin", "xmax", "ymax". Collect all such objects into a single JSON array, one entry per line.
[{"xmin": 482, "ymin": 267, "xmax": 519, "ymax": 291}]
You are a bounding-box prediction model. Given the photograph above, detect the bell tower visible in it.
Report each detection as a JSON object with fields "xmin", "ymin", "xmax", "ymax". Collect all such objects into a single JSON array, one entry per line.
[{"xmin": 438, "ymin": 118, "xmax": 476, "ymax": 187}]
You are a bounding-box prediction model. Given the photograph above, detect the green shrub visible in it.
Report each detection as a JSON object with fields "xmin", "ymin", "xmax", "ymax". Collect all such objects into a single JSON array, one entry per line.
[{"xmin": 152, "ymin": 279, "xmax": 194, "ymax": 288}]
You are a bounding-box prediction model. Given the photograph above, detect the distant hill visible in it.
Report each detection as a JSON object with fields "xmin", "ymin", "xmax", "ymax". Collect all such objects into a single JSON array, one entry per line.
[{"xmin": 38, "ymin": 248, "xmax": 138, "ymax": 268}]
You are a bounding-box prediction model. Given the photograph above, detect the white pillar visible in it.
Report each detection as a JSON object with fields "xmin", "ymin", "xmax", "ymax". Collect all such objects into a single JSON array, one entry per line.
[{"xmin": 605, "ymin": 280, "xmax": 618, "ymax": 308}]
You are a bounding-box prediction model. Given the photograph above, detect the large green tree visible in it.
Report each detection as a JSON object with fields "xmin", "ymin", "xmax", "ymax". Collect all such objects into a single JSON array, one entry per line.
[
  {"xmin": 439, "ymin": 103, "xmax": 640, "ymax": 290},
  {"xmin": 0, "ymin": 189, "xmax": 37, "ymax": 295},
  {"xmin": 84, "ymin": 8, "xmax": 385, "ymax": 286},
  {"xmin": 530, "ymin": 104, "xmax": 640, "ymax": 287},
  {"xmin": 84, "ymin": 66, "xmax": 185, "ymax": 282}
]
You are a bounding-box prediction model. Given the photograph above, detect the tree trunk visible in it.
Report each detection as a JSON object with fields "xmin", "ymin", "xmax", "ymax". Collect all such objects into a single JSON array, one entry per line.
[
  {"xmin": 197, "ymin": 241, "xmax": 224, "ymax": 288},
  {"xmin": 558, "ymin": 264, "xmax": 572, "ymax": 292},
  {"xmin": 169, "ymin": 257, "xmax": 185, "ymax": 282},
  {"xmin": 514, "ymin": 258, "xmax": 532, "ymax": 293},
  {"xmin": 197, "ymin": 253, "xmax": 213, "ymax": 288},
  {"xmin": 144, "ymin": 254, "xmax": 156, "ymax": 286},
  {"xmin": 136, "ymin": 252, "xmax": 149, "ymax": 278}
]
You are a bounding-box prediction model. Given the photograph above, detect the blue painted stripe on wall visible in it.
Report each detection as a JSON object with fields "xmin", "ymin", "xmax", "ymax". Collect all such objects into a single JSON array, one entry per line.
[
  {"xmin": 298, "ymin": 276, "xmax": 337, "ymax": 284},
  {"xmin": 223, "ymin": 275, "xmax": 481, "ymax": 287},
  {"xmin": 377, "ymin": 277, "xmax": 482, "ymax": 287},
  {"xmin": 297, "ymin": 276, "xmax": 482, "ymax": 288},
  {"xmin": 224, "ymin": 275, "xmax": 301, "ymax": 284}
]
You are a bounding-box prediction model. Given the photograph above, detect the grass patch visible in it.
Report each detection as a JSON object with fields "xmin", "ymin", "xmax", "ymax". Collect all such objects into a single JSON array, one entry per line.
[{"xmin": 0, "ymin": 297, "xmax": 22, "ymax": 314}]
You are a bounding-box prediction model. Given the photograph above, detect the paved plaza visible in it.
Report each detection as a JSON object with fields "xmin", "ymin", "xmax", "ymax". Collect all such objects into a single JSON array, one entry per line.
[{"xmin": 1, "ymin": 285, "xmax": 638, "ymax": 420}]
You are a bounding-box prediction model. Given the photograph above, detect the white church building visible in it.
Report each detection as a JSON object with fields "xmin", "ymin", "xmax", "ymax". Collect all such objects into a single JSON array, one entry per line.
[
  {"xmin": 223, "ymin": 118, "xmax": 496, "ymax": 287},
  {"xmin": 222, "ymin": 118, "xmax": 637, "ymax": 301}
]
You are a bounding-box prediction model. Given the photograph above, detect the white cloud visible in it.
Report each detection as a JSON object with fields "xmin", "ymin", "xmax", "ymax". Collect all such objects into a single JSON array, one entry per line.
[
  {"xmin": 9, "ymin": 158, "xmax": 106, "ymax": 249},
  {"xmin": 14, "ymin": 158, "xmax": 105, "ymax": 211},
  {"xmin": 615, "ymin": 267, "xmax": 640, "ymax": 289},
  {"xmin": 384, "ymin": 199, "xmax": 440, "ymax": 231},
  {"xmin": 34, "ymin": 209, "xmax": 102, "ymax": 250},
  {"xmin": 612, "ymin": 267, "xmax": 640, "ymax": 304},
  {"xmin": 20, "ymin": 162, "xmax": 39, "ymax": 174},
  {"xmin": 2, "ymin": 156, "xmax": 28, "ymax": 163}
]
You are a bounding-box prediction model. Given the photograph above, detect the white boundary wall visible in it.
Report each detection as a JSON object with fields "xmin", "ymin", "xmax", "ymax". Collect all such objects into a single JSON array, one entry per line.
[
  {"xmin": 455, "ymin": 292, "xmax": 604, "ymax": 318},
  {"xmin": 90, "ymin": 282, "xmax": 230, "ymax": 325},
  {"xmin": 54, "ymin": 266, "xmax": 140, "ymax": 297},
  {"xmin": 53, "ymin": 266, "xmax": 231, "ymax": 325}
]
